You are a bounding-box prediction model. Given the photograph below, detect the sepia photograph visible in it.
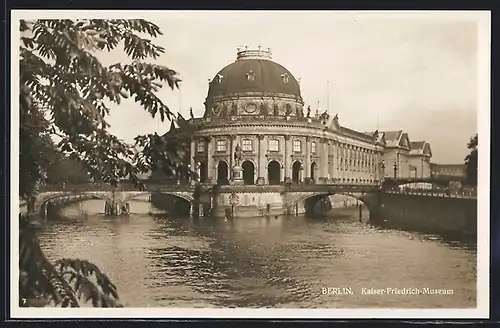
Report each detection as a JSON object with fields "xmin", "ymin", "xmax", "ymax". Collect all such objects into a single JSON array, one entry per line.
[{"xmin": 11, "ymin": 10, "xmax": 490, "ymax": 319}]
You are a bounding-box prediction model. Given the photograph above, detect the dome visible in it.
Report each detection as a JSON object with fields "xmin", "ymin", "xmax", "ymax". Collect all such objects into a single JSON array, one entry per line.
[
  {"xmin": 207, "ymin": 48, "xmax": 302, "ymax": 100},
  {"xmin": 203, "ymin": 48, "xmax": 305, "ymax": 120}
]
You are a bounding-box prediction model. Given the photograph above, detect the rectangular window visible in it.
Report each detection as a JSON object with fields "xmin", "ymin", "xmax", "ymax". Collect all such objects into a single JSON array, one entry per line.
[
  {"xmin": 242, "ymin": 138, "xmax": 253, "ymax": 151},
  {"xmin": 197, "ymin": 141, "xmax": 205, "ymax": 153},
  {"xmin": 216, "ymin": 139, "xmax": 227, "ymax": 152},
  {"xmin": 293, "ymin": 140, "xmax": 302, "ymax": 152},
  {"xmin": 311, "ymin": 141, "xmax": 317, "ymax": 154},
  {"xmin": 268, "ymin": 139, "xmax": 280, "ymax": 152}
]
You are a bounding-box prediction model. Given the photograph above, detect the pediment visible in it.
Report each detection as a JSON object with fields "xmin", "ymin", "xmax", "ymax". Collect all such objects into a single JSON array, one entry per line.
[
  {"xmin": 399, "ymin": 133, "xmax": 411, "ymax": 149},
  {"xmin": 376, "ymin": 132, "xmax": 386, "ymax": 146},
  {"xmin": 423, "ymin": 143, "xmax": 432, "ymax": 157},
  {"xmin": 327, "ymin": 114, "xmax": 340, "ymax": 130}
]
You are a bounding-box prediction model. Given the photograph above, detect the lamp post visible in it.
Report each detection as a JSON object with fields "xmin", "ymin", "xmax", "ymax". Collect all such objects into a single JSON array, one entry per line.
[{"xmin": 380, "ymin": 160, "xmax": 385, "ymax": 184}]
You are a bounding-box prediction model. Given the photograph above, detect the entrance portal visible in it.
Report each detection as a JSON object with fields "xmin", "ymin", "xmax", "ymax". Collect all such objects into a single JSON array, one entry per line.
[
  {"xmin": 268, "ymin": 160, "xmax": 281, "ymax": 185},
  {"xmin": 217, "ymin": 161, "xmax": 229, "ymax": 185},
  {"xmin": 292, "ymin": 161, "xmax": 302, "ymax": 184},
  {"xmin": 242, "ymin": 160, "xmax": 255, "ymax": 185}
]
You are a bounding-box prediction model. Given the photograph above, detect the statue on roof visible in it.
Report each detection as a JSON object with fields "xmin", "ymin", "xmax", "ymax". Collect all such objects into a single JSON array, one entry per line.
[
  {"xmin": 189, "ymin": 107, "xmax": 194, "ymax": 119},
  {"xmin": 306, "ymin": 106, "xmax": 311, "ymax": 118},
  {"xmin": 319, "ymin": 110, "xmax": 330, "ymax": 121},
  {"xmin": 273, "ymin": 103, "xmax": 279, "ymax": 116}
]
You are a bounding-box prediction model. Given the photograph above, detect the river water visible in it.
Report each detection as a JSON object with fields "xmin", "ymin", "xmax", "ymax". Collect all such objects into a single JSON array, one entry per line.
[{"xmin": 38, "ymin": 199, "xmax": 477, "ymax": 308}]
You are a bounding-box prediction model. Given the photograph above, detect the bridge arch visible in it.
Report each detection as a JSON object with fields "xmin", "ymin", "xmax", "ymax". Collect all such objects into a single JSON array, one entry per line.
[
  {"xmin": 36, "ymin": 192, "xmax": 113, "ymax": 208},
  {"xmin": 290, "ymin": 191, "xmax": 375, "ymax": 216},
  {"xmin": 122, "ymin": 191, "xmax": 194, "ymax": 204}
]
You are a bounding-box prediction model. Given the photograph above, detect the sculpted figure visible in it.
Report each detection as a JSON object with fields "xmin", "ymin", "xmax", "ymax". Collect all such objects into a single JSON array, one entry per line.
[
  {"xmin": 220, "ymin": 104, "xmax": 227, "ymax": 117},
  {"xmin": 273, "ymin": 103, "xmax": 279, "ymax": 116},
  {"xmin": 230, "ymin": 102, "xmax": 238, "ymax": 116},
  {"xmin": 306, "ymin": 106, "xmax": 311, "ymax": 118},
  {"xmin": 234, "ymin": 144, "xmax": 242, "ymax": 166},
  {"xmin": 261, "ymin": 102, "xmax": 268, "ymax": 116}
]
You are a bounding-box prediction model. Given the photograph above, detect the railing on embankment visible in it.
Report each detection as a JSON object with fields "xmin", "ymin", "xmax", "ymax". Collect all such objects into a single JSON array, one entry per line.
[
  {"xmin": 384, "ymin": 188, "xmax": 477, "ymax": 199},
  {"xmin": 372, "ymin": 190, "xmax": 477, "ymax": 237}
]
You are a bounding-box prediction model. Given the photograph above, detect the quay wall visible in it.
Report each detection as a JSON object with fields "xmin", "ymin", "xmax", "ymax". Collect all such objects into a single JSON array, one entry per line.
[{"xmin": 370, "ymin": 193, "xmax": 477, "ymax": 236}]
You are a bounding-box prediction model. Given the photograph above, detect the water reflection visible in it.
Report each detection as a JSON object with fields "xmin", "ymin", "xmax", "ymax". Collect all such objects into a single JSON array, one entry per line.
[{"xmin": 38, "ymin": 200, "xmax": 477, "ymax": 308}]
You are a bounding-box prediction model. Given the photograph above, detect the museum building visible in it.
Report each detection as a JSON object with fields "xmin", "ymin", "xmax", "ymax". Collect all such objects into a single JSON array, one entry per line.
[{"xmin": 165, "ymin": 48, "xmax": 433, "ymax": 217}]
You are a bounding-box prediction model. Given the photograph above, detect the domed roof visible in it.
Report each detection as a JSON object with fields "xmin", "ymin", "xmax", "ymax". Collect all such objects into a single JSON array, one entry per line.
[{"xmin": 206, "ymin": 48, "xmax": 302, "ymax": 100}]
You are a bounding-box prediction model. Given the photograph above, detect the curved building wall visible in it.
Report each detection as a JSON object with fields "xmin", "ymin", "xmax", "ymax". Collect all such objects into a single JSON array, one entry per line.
[{"xmin": 189, "ymin": 119, "xmax": 385, "ymax": 186}]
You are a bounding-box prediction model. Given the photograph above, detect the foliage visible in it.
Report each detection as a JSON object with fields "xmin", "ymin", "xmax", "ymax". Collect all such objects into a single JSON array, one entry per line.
[
  {"xmin": 20, "ymin": 19, "xmax": 185, "ymax": 197},
  {"xmin": 464, "ymin": 134, "xmax": 478, "ymax": 186},
  {"xmin": 19, "ymin": 215, "xmax": 122, "ymax": 307},
  {"xmin": 46, "ymin": 154, "xmax": 91, "ymax": 185},
  {"xmin": 19, "ymin": 19, "xmax": 187, "ymax": 308}
]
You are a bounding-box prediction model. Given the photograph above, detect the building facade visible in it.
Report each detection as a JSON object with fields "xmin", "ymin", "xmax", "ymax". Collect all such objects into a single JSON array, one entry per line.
[
  {"xmin": 430, "ymin": 163, "xmax": 466, "ymax": 180},
  {"xmin": 376, "ymin": 131, "xmax": 432, "ymax": 180},
  {"xmin": 165, "ymin": 48, "xmax": 434, "ymax": 217}
]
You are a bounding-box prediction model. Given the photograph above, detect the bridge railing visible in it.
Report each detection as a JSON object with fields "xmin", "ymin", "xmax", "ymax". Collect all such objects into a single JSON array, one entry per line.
[
  {"xmin": 385, "ymin": 188, "xmax": 477, "ymax": 199},
  {"xmin": 39, "ymin": 181, "xmax": 196, "ymax": 193},
  {"xmin": 284, "ymin": 183, "xmax": 380, "ymax": 192}
]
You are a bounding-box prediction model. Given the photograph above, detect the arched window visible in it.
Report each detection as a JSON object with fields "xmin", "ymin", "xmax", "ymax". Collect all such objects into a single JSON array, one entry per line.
[{"xmin": 311, "ymin": 141, "xmax": 317, "ymax": 154}]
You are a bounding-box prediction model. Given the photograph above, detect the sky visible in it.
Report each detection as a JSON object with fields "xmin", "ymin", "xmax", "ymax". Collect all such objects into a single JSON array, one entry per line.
[{"xmin": 90, "ymin": 11, "xmax": 482, "ymax": 163}]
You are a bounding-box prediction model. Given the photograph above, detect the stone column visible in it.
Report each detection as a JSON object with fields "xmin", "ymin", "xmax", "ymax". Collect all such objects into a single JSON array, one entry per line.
[
  {"xmin": 190, "ymin": 138, "xmax": 196, "ymax": 172},
  {"xmin": 206, "ymin": 136, "xmax": 213, "ymax": 184},
  {"xmin": 355, "ymin": 147, "xmax": 360, "ymax": 182},
  {"xmin": 348, "ymin": 145, "xmax": 352, "ymax": 183},
  {"xmin": 332, "ymin": 141, "xmax": 338, "ymax": 183},
  {"xmin": 370, "ymin": 150, "xmax": 374, "ymax": 182},
  {"xmin": 305, "ymin": 136, "xmax": 311, "ymax": 182},
  {"xmin": 339, "ymin": 143, "xmax": 343, "ymax": 183},
  {"xmin": 284, "ymin": 135, "xmax": 291, "ymax": 183},
  {"xmin": 328, "ymin": 140, "xmax": 334, "ymax": 183},
  {"xmin": 321, "ymin": 139, "xmax": 328, "ymax": 183},
  {"xmin": 257, "ymin": 135, "xmax": 266, "ymax": 185}
]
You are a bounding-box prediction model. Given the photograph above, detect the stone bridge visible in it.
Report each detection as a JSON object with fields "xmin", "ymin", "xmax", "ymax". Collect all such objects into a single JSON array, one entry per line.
[
  {"xmin": 31, "ymin": 184, "xmax": 198, "ymax": 216},
  {"xmin": 281, "ymin": 183, "xmax": 381, "ymax": 216}
]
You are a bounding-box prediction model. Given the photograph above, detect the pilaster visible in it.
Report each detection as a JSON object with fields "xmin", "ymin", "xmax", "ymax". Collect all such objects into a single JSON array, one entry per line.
[
  {"xmin": 229, "ymin": 135, "xmax": 236, "ymax": 180},
  {"xmin": 205, "ymin": 136, "xmax": 213, "ymax": 184},
  {"xmin": 319, "ymin": 138, "xmax": 329, "ymax": 184},
  {"xmin": 190, "ymin": 138, "xmax": 196, "ymax": 172},
  {"xmin": 257, "ymin": 135, "xmax": 266, "ymax": 185},
  {"xmin": 305, "ymin": 136, "xmax": 311, "ymax": 183},
  {"xmin": 284, "ymin": 135, "xmax": 291, "ymax": 183}
]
